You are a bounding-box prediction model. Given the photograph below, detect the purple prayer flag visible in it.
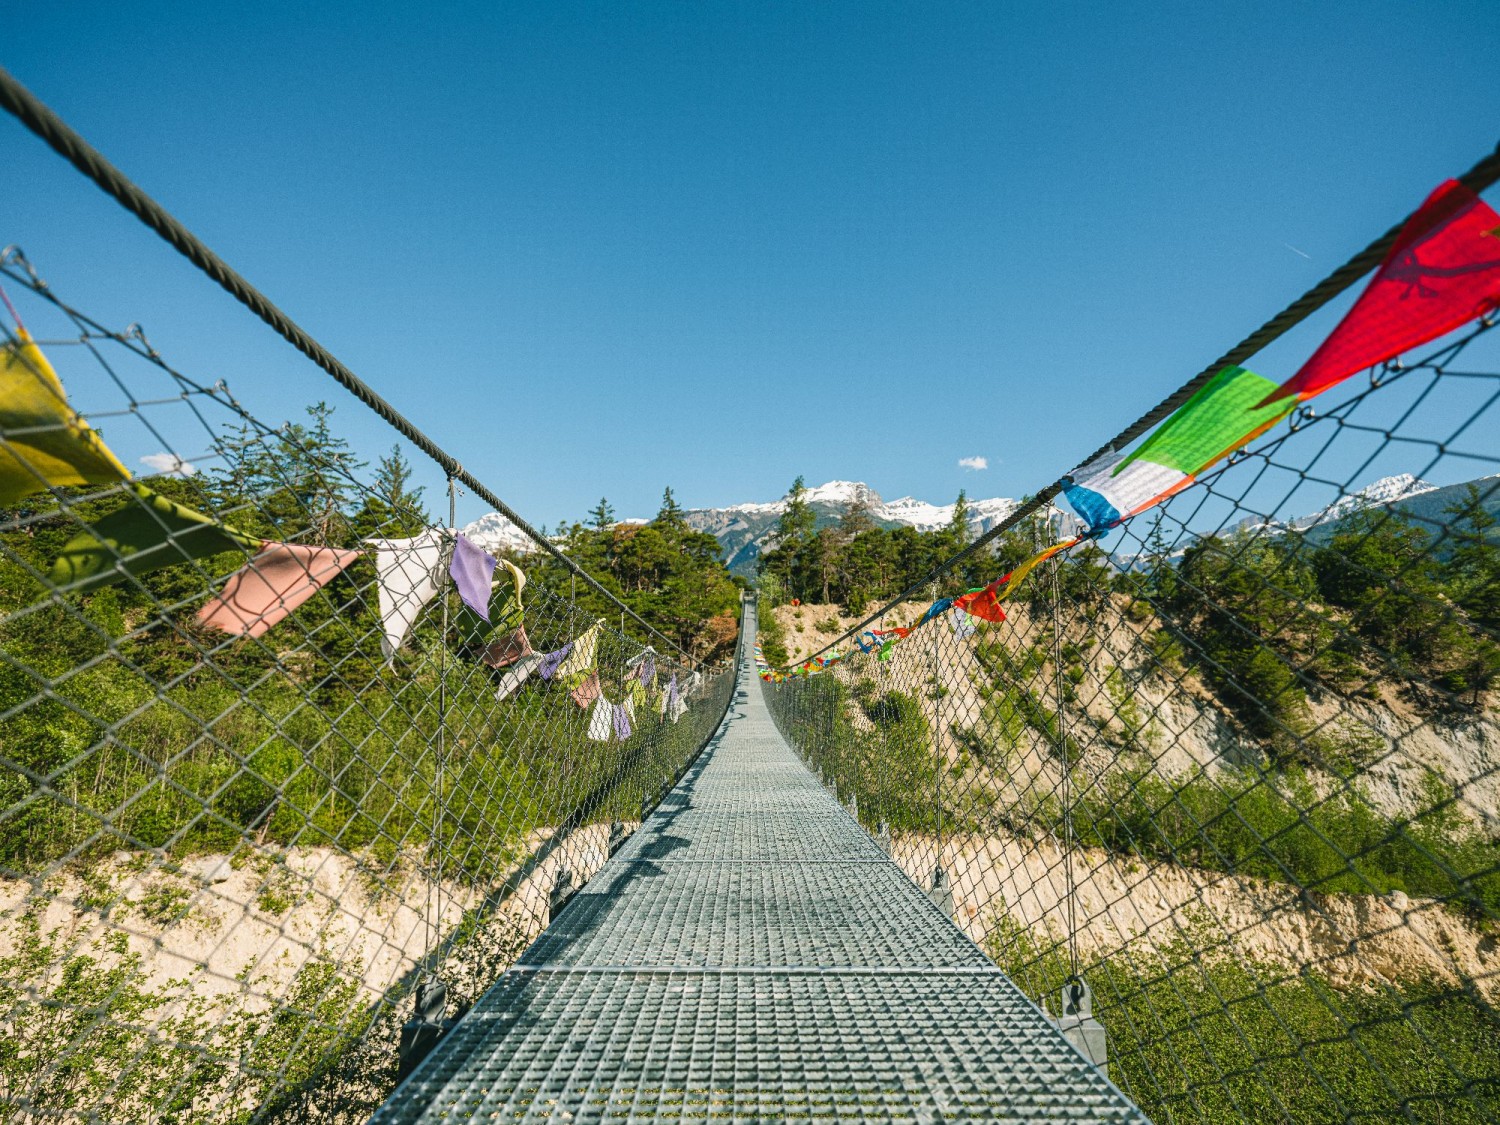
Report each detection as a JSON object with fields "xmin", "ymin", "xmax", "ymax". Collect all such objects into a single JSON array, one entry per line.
[
  {"xmin": 640, "ymin": 655, "xmax": 655, "ymax": 688},
  {"xmin": 537, "ymin": 642, "xmax": 573, "ymax": 681},
  {"xmin": 612, "ymin": 702, "xmax": 632, "ymax": 740},
  {"xmin": 449, "ymin": 533, "xmax": 497, "ymax": 620}
]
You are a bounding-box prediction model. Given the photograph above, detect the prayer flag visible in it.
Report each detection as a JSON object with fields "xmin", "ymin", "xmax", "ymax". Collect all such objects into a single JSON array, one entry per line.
[
  {"xmin": 197, "ymin": 542, "xmax": 361, "ymax": 638},
  {"xmin": 481, "ymin": 626, "xmax": 533, "ymax": 669},
  {"xmin": 0, "ymin": 329, "xmax": 131, "ymax": 506},
  {"xmin": 666, "ymin": 674, "xmax": 684, "ymax": 722},
  {"xmin": 1262, "ymin": 180, "xmax": 1500, "ymax": 406},
  {"xmin": 365, "ymin": 529, "xmax": 449, "ymax": 660},
  {"xmin": 556, "ymin": 623, "xmax": 601, "ymax": 678},
  {"xmin": 495, "ymin": 653, "xmax": 542, "ymax": 701},
  {"xmin": 1066, "ymin": 366, "xmax": 1291, "ymax": 533},
  {"xmin": 538, "ymin": 641, "xmax": 573, "ymax": 681},
  {"xmin": 587, "ymin": 695, "xmax": 613, "ymax": 741},
  {"xmin": 954, "ymin": 583, "xmax": 1008, "ymax": 624},
  {"xmin": 915, "ymin": 599, "xmax": 953, "ymax": 628},
  {"xmin": 449, "ymin": 533, "xmax": 497, "ymax": 620},
  {"xmin": 612, "ymin": 702, "xmax": 632, "ymax": 740},
  {"xmin": 949, "ymin": 606, "xmax": 978, "ymax": 640},
  {"xmin": 50, "ymin": 482, "xmax": 259, "ymax": 593},
  {"xmin": 954, "ymin": 538, "xmax": 1078, "ymax": 619},
  {"xmin": 570, "ymin": 670, "xmax": 602, "ymax": 709}
]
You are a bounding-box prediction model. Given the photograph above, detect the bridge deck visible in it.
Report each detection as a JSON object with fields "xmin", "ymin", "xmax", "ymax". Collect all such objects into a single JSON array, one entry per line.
[{"xmin": 373, "ymin": 610, "xmax": 1146, "ymax": 1122}]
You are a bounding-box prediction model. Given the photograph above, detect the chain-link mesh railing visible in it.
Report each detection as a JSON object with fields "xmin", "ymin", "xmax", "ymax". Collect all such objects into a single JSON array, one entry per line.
[
  {"xmin": 764, "ymin": 287, "xmax": 1500, "ymax": 1119},
  {"xmin": 0, "ymin": 253, "xmax": 734, "ymax": 1124}
]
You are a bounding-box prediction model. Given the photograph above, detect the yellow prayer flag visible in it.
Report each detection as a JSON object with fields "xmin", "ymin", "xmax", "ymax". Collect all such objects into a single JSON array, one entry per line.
[{"xmin": 0, "ymin": 330, "xmax": 131, "ymax": 506}]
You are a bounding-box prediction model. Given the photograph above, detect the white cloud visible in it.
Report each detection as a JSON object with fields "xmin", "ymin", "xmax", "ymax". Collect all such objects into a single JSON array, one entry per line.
[
  {"xmin": 958, "ymin": 455, "xmax": 988, "ymax": 471},
  {"xmin": 140, "ymin": 452, "xmax": 198, "ymax": 477}
]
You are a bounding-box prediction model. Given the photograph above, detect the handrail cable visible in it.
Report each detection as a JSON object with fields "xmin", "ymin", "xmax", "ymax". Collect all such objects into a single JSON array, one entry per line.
[
  {"xmin": 781, "ymin": 138, "xmax": 1500, "ymax": 669},
  {"xmin": 0, "ymin": 64, "xmax": 703, "ymax": 669}
]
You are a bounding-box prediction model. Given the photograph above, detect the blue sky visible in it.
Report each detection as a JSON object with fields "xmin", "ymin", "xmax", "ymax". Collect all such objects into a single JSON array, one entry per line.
[{"xmin": 4, "ymin": 1, "xmax": 1498, "ymax": 529}]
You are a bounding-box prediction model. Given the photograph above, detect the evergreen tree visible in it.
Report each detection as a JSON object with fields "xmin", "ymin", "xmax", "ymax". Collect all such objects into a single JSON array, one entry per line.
[
  {"xmin": 589, "ymin": 497, "xmax": 616, "ymax": 530},
  {"xmin": 839, "ymin": 491, "xmax": 875, "ymax": 538},
  {"xmin": 657, "ymin": 486, "xmax": 686, "ymax": 529},
  {"xmin": 948, "ymin": 489, "xmax": 971, "ymax": 549},
  {"xmin": 352, "ymin": 444, "xmax": 429, "ymax": 538},
  {"xmin": 208, "ymin": 403, "xmax": 364, "ymax": 543},
  {"xmin": 759, "ymin": 477, "xmax": 818, "ymax": 600},
  {"xmin": 1444, "ymin": 483, "xmax": 1500, "ymax": 630}
]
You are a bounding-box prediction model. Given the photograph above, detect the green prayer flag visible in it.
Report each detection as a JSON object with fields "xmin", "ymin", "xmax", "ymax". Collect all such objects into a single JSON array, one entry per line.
[
  {"xmin": 50, "ymin": 483, "xmax": 260, "ymax": 593},
  {"xmin": 1115, "ymin": 365, "xmax": 1292, "ymax": 478}
]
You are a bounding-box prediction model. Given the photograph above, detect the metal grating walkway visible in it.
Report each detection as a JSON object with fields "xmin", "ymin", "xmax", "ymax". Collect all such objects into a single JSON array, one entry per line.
[{"xmin": 373, "ymin": 607, "xmax": 1148, "ymax": 1123}]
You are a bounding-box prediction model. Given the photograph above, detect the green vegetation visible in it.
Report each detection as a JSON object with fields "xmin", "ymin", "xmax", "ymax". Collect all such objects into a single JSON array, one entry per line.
[
  {"xmin": 532, "ymin": 486, "xmax": 743, "ymax": 662},
  {"xmin": 756, "ymin": 602, "xmax": 790, "ymax": 667},
  {"xmin": 0, "ymin": 403, "xmax": 739, "ymax": 1120},
  {"xmin": 769, "ymin": 674, "xmax": 940, "ymax": 831},
  {"xmin": 1146, "ymin": 501, "xmax": 1500, "ymax": 744},
  {"xmin": 990, "ymin": 914, "xmax": 1500, "ymax": 1125},
  {"xmin": 757, "ymin": 476, "xmax": 1013, "ymax": 612},
  {"xmin": 1073, "ymin": 768, "xmax": 1500, "ymax": 925},
  {"xmin": 0, "ymin": 908, "xmax": 366, "ymax": 1124},
  {"xmin": 0, "ymin": 406, "xmax": 735, "ymax": 875}
]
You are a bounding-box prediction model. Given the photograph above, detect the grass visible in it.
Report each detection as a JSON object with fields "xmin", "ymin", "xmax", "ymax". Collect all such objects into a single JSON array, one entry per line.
[{"xmin": 990, "ymin": 913, "xmax": 1500, "ymax": 1124}]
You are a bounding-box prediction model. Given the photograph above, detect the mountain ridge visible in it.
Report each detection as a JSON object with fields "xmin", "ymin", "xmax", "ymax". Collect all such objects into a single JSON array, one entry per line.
[{"xmin": 460, "ymin": 473, "xmax": 1500, "ymax": 574}]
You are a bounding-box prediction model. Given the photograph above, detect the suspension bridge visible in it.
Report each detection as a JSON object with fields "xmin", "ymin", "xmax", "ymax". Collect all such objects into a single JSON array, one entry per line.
[
  {"xmin": 2, "ymin": 65, "xmax": 1500, "ymax": 1124},
  {"xmin": 376, "ymin": 603, "xmax": 1143, "ymax": 1122}
]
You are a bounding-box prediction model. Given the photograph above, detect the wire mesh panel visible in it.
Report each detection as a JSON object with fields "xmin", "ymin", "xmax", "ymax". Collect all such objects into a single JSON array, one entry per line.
[
  {"xmin": 764, "ymin": 311, "xmax": 1500, "ymax": 1123},
  {"xmin": 0, "ymin": 254, "xmax": 734, "ymax": 1124}
]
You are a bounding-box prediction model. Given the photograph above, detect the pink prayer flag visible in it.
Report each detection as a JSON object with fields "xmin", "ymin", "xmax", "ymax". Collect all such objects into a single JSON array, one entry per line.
[
  {"xmin": 450, "ymin": 533, "xmax": 497, "ymax": 620},
  {"xmin": 1262, "ymin": 180, "xmax": 1500, "ymax": 406},
  {"xmin": 481, "ymin": 625, "xmax": 533, "ymax": 669},
  {"xmin": 570, "ymin": 670, "xmax": 601, "ymax": 709},
  {"xmin": 197, "ymin": 542, "xmax": 361, "ymax": 638}
]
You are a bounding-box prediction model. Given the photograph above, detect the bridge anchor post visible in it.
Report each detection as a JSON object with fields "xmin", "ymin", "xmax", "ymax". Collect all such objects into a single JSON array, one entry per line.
[
  {"xmin": 549, "ymin": 867, "xmax": 576, "ymax": 922},
  {"xmin": 1048, "ymin": 978, "xmax": 1109, "ymax": 1077},
  {"xmin": 927, "ymin": 865, "xmax": 953, "ymax": 918},
  {"xmin": 398, "ymin": 978, "xmax": 459, "ymax": 1082}
]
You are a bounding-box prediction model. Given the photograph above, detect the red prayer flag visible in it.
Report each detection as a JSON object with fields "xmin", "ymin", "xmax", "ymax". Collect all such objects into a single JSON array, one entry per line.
[
  {"xmin": 954, "ymin": 580, "xmax": 1009, "ymax": 624},
  {"xmin": 1262, "ymin": 180, "xmax": 1500, "ymax": 406}
]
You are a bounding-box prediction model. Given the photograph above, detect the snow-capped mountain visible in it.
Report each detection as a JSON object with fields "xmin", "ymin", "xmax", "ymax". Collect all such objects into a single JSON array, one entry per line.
[
  {"xmin": 1294, "ymin": 473, "xmax": 1438, "ymax": 530},
  {"xmin": 464, "ymin": 472, "xmax": 1492, "ymax": 573},
  {"xmin": 1116, "ymin": 473, "xmax": 1498, "ymax": 570},
  {"xmin": 681, "ymin": 481, "xmax": 1023, "ymax": 573},
  {"xmin": 462, "ymin": 510, "xmax": 538, "ymax": 555},
  {"xmin": 463, "ymin": 479, "xmax": 1042, "ymax": 570}
]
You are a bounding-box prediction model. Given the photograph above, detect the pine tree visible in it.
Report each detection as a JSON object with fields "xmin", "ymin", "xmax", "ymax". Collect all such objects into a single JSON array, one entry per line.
[
  {"xmin": 839, "ymin": 491, "xmax": 875, "ymax": 538},
  {"xmin": 948, "ymin": 489, "xmax": 971, "ymax": 549},
  {"xmin": 1444, "ymin": 483, "xmax": 1499, "ymax": 630},
  {"xmin": 352, "ymin": 444, "xmax": 429, "ymax": 538},
  {"xmin": 760, "ymin": 476, "xmax": 818, "ymax": 600},
  {"xmin": 589, "ymin": 497, "xmax": 616, "ymax": 529},
  {"xmin": 657, "ymin": 486, "xmax": 686, "ymax": 529}
]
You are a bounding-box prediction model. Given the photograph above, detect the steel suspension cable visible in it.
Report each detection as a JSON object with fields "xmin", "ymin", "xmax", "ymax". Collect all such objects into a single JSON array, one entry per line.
[
  {"xmin": 778, "ymin": 137, "xmax": 1500, "ymax": 670},
  {"xmin": 0, "ymin": 64, "xmax": 702, "ymax": 669}
]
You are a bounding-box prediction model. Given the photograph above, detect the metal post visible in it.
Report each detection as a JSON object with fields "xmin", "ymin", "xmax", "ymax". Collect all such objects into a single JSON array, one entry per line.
[
  {"xmin": 929, "ymin": 581, "xmax": 947, "ymax": 913},
  {"xmin": 1048, "ymin": 512, "xmax": 1079, "ymax": 983}
]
